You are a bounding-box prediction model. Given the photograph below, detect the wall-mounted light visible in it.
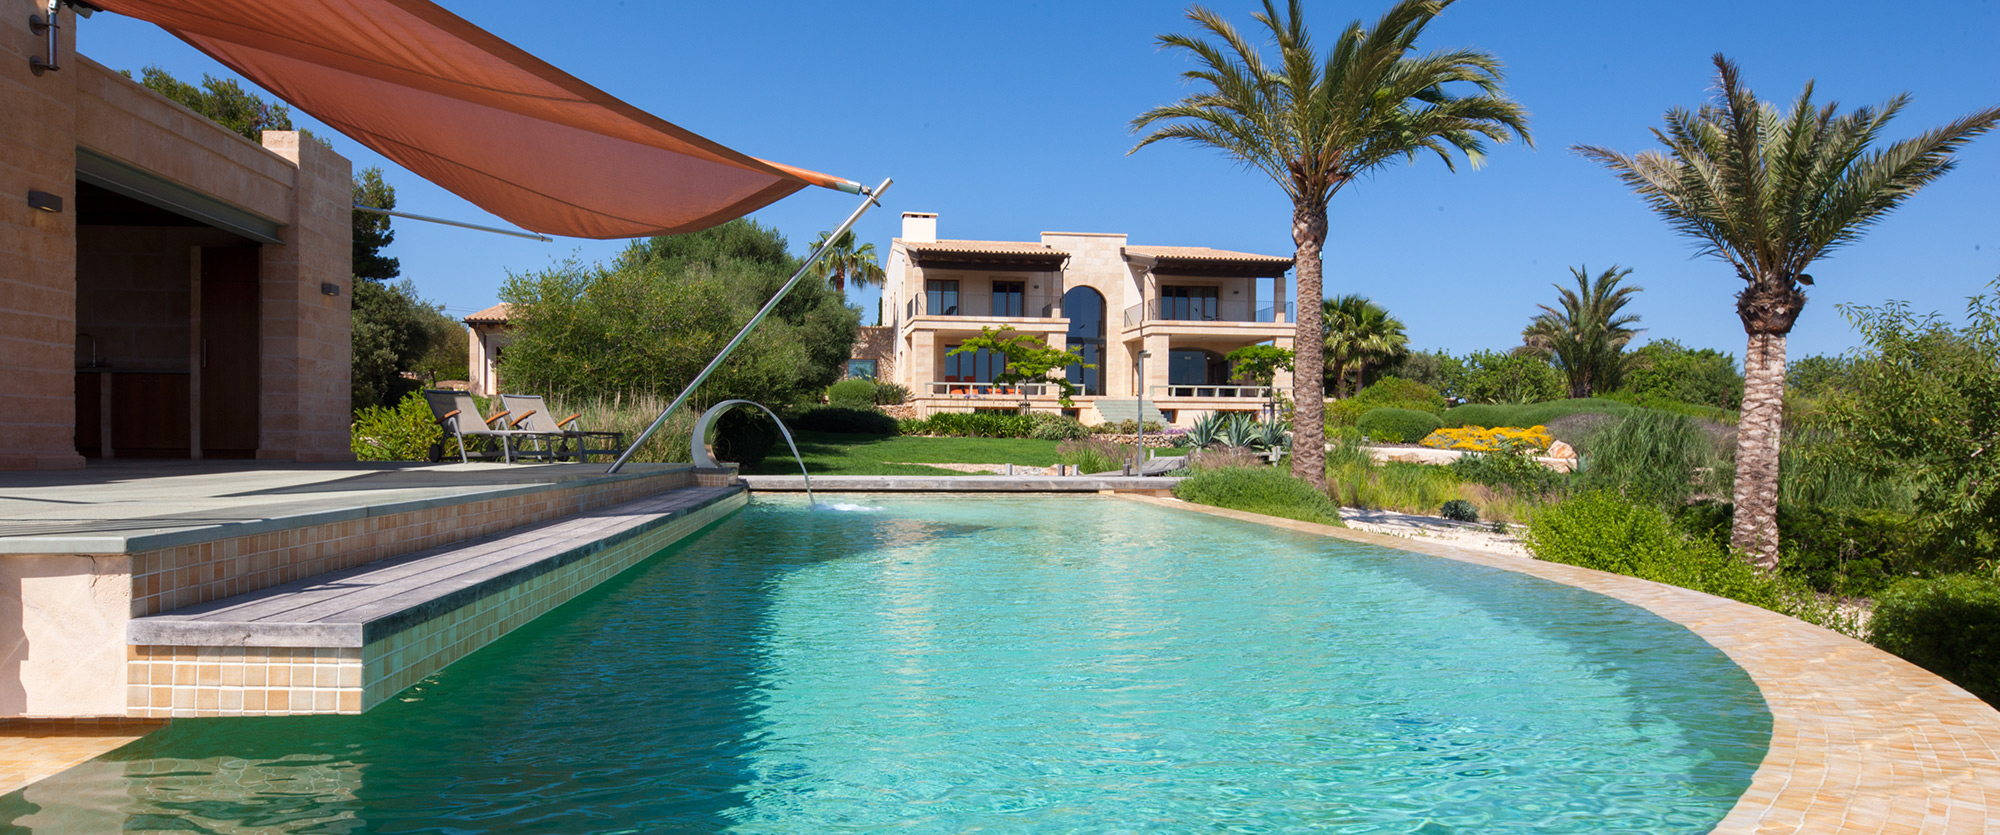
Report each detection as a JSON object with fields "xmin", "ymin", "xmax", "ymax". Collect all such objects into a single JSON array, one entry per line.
[
  {"xmin": 27, "ymin": 189, "xmax": 62, "ymax": 213},
  {"xmin": 320, "ymin": 282, "xmax": 341, "ymax": 297}
]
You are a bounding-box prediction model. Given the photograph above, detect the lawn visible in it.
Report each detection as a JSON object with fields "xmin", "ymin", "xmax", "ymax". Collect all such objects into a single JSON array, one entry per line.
[{"xmin": 744, "ymin": 431, "xmax": 1061, "ymax": 475}]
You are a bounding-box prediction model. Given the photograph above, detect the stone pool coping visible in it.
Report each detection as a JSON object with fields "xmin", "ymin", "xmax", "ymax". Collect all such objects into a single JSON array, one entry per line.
[{"xmin": 1114, "ymin": 494, "xmax": 2000, "ymax": 833}]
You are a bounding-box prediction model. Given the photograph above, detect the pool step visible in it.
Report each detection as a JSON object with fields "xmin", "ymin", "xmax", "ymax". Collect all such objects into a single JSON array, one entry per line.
[{"xmin": 123, "ymin": 485, "xmax": 747, "ymax": 717}]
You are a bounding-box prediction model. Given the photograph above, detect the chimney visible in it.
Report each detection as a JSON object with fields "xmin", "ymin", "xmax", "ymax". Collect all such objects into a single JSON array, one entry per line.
[{"xmin": 901, "ymin": 211, "xmax": 937, "ymax": 243}]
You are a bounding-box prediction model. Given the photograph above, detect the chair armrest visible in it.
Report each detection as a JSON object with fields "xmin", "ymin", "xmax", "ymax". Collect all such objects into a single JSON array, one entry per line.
[
  {"xmin": 483, "ymin": 410, "xmax": 510, "ymax": 426},
  {"xmin": 556, "ymin": 413, "xmax": 582, "ymax": 428},
  {"xmin": 508, "ymin": 409, "xmax": 537, "ymax": 428},
  {"xmin": 439, "ymin": 409, "xmax": 461, "ymax": 422}
]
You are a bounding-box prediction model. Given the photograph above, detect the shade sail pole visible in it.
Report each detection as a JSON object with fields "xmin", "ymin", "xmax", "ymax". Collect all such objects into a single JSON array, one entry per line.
[
  {"xmin": 353, "ymin": 204, "xmax": 553, "ymax": 241},
  {"xmin": 606, "ymin": 176, "xmax": 894, "ymax": 474}
]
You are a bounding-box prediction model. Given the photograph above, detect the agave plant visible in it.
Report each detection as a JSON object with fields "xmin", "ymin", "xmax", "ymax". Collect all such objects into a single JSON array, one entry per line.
[
  {"xmin": 1221, "ymin": 413, "xmax": 1263, "ymax": 450},
  {"xmin": 1185, "ymin": 412, "xmax": 1228, "ymax": 449},
  {"xmin": 1257, "ymin": 418, "xmax": 1293, "ymax": 452}
]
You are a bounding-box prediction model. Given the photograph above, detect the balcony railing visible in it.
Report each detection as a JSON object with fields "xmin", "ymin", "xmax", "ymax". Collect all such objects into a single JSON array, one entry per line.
[
  {"xmin": 1123, "ymin": 301, "xmax": 1292, "ymax": 327},
  {"xmin": 905, "ymin": 295, "xmax": 1062, "ymax": 320},
  {"xmin": 1153, "ymin": 385, "xmax": 1274, "ymax": 400},
  {"xmin": 925, "ymin": 381, "xmax": 1063, "ymax": 397}
]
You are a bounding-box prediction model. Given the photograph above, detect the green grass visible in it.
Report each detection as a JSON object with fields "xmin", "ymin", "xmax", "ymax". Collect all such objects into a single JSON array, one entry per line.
[
  {"xmin": 743, "ymin": 431, "xmax": 1060, "ymax": 475},
  {"xmin": 1173, "ymin": 466, "xmax": 1345, "ymax": 526}
]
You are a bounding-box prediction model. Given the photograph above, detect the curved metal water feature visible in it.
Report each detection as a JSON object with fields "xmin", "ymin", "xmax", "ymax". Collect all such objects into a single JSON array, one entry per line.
[{"xmin": 691, "ymin": 400, "xmax": 814, "ymax": 506}]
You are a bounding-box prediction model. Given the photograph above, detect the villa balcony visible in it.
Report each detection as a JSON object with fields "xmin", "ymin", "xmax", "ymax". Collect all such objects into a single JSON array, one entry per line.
[
  {"xmin": 1121, "ymin": 300, "xmax": 1293, "ymax": 338},
  {"xmin": 1152, "ymin": 384, "xmax": 1274, "ymax": 401},
  {"xmin": 901, "ymin": 291, "xmax": 1067, "ymax": 337}
]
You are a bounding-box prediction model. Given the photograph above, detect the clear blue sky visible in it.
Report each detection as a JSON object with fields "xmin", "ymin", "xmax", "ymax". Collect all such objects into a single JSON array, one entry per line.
[{"xmin": 74, "ymin": 0, "xmax": 1999, "ymax": 359}]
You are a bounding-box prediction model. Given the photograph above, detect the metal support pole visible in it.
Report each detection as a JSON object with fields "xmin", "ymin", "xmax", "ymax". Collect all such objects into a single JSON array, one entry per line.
[
  {"xmin": 606, "ymin": 176, "xmax": 894, "ymax": 473},
  {"xmin": 28, "ymin": 1, "xmax": 59, "ymax": 74},
  {"xmin": 351, "ymin": 204, "xmax": 553, "ymax": 241}
]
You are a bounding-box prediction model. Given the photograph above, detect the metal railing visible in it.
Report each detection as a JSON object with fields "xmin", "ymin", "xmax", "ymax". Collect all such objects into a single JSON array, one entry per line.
[
  {"xmin": 1153, "ymin": 385, "xmax": 1274, "ymax": 400},
  {"xmin": 904, "ymin": 293, "xmax": 1062, "ymax": 320},
  {"xmin": 926, "ymin": 382, "xmax": 1062, "ymax": 397},
  {"xmin": 1123, "ymin": 300, "xmax": 1292, "ymax": 327}
]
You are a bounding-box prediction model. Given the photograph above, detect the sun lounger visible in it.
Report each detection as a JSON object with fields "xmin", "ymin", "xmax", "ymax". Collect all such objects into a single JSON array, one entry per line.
[
  {"xmin": 498, "ymin": 394, "xmax": 628, "ymax": 463},
  {"xmin": 422, "ymin": 389, "xmax": 562, "ymax": 463}
]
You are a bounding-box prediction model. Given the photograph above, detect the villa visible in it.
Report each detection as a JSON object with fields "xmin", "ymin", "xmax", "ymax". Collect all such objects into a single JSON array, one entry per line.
[{"xmin": 879, "ymin": 212, "xmax": 1297, "ymax": 426}]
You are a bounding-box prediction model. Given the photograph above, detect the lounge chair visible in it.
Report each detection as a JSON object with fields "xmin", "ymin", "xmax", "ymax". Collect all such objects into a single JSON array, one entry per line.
[
  {"xmin": 422, "ymin": 389, "xmax": 561, "ymax": 463},
  {"xmin": 498, "ymin": 394, "xmax": 627, "ymax": 463}
]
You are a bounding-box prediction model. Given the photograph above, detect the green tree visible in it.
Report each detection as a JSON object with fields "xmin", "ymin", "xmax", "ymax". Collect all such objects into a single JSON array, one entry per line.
[
  {"xmin": 1819, "ymin": 285, "xmax": 2000, "ymax": 563},
  {"xmin": 1131, "ymin": 0, "xmax": 1531, "ymax": 489},
  {"xmin": 350, "ymin": 280, "xmax": 455, "ymax": 408},
  {"xmin": 1620, "ymin": 339, "xmax": 1742, "ymax": 409},
  {"xmin": 1522, "ymin": 266, "xmax": 1642, "ymax": 397},
  {"xmin": 130, "ymin": 66, "xmax": 292, "ymax": 139},
  {"xmin": 499, "ymin": 221, "xmax": 857, "ymax": 406},
  {"xmin": 947, "ymin": 327, "xmax": 1093, "ymax": 410},
  {"xmin": 1577, "ymin": 55, "xmax": 1999, "ymax": 570},
  {"xmin": 1383, "ymin": 349, "xmax": 1467, "ymax": 399},
  {"xmin": 352, "ymin": 168, "xmax": 400, "ymax": 282},
  {"xmin": 1323, "ymin": 295, "xmax": 1408, "ymax": 397},
  {"xmin": 806, "ymin": 230, "xmax": 886, "ymax": 296},
  {"xmin": 1459, "ymin": 350, "xmax": 1565, "ymax": 405},
  {"xmin": 1226, "ymin": 343, "xmax": 1296, "ymax": 415}
]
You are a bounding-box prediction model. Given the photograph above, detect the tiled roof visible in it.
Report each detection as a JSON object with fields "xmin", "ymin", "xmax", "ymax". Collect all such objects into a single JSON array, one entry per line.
[
  {"xmin": 903, "ymin": 239, "xmax": 1068, "ymax": 257},
  {"xmin": 462, "ymin": 303, "xmax": 513, "ymax": 324},
  {"xmin": 1123, "ymin": 245, "xmax": 1292, "ymax": 265}
]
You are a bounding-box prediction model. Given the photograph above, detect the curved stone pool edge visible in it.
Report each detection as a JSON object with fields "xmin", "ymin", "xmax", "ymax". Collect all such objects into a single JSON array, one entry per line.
[{"xmin": 1112, "ymin": 494, "xmax": 2000, "ymax": 834}]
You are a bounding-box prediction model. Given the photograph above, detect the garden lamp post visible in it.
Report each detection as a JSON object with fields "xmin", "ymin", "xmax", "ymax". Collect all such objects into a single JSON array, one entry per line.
[{"xmin": 1132, "ymin": 350, "xmax": 1150, "ymax": 475}]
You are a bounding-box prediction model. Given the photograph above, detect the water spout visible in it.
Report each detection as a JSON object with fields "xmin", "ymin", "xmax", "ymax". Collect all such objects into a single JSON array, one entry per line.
[{"xmin": 689, "ymin": 400, "xmax": 815, "ymax": 506}]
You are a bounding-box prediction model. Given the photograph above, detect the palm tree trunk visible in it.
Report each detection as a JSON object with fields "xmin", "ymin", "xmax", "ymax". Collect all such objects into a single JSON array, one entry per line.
[
  {"xmin": 1290, "ymin": 205, "xmax": 1329, "ymax": 490},
  {"xmin": 1731, "ymin": 329, "xmax": 1787, "ymax": 571}
]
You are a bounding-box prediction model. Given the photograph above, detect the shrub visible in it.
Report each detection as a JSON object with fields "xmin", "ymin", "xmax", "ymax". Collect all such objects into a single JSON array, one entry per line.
[
  {"xmin": 1441, "ymin": 397, "xmax": 1633, "ymax": 429},
  {"xmin": 1440, "ymin": 499, "xmax": 1479, "ymax": 522},
  {"xmin": 1325, "ymin": 376, "xmax": 1446, "ymax": 426},
  {"xmin": 791, "ymin": 406, "xmax": 898, "ymax": 435},
  {"xmin": 1355, "ymin": 408, "xmax": 1444, "ymax": 444},
  {"xmin": 1028, "ymin": 413, "xmax": 1091, "ymax": 441},
  {"xmin": 1870, "ymin": 575, "xmax": 2000, "ymax": 704},
  {"xmin": 351, "ymin": 391, "xmax": 444, "ymax": 461},
  {"xmin": 1057, "ymin": 438, "xmax": 1129, "ymax": 474},
  {"xmin": 1677, "ymin": 501, "xmax": 1933, "ymax": 597},
  {"xmin": 827, "ymin": 378, "xmax": 881, "ymax": 409},
  {"xmin": 903, "ymin": 412, "xmax": 1035, "ymax": 437},
  {"xmin": 712, "ymin": 407, "xmax": 777, "ymax": 467},
  {"xmin": 1459, "ymin": 350, "xmax": 1566, "ymax": 404},
  {"xmin": 872, "ymin": 382, "xmax": 911, "ymax": 405},
  {"xmin": 1449, "ymin": 449, "xmax": 1566, "ymax": 497},
  {"xmin": 1421, "ymin": 425, "xmax": 1555, "ymax": 453},
  {"xmin": 1092, "ymin": 419, "xmax": 1165, "ymax": 435},
  {"xmin": 1188, "ymin": 447, "xmax": 1266, "ymax": 471},
  {"xmin": 1174, "ymin": 466, "xmax": 1345, "ymax": 526},
  {"xmin": 1573, "ymin": 410, "xmax": 1724, "ymax": 508},
  {"xmin": 1617, "ymin": 339, "xmax": 1744, "ymax": 410},
  {"xmin": 1525, "ymin": 492, "xmax": 1851, "ymax": 631}
]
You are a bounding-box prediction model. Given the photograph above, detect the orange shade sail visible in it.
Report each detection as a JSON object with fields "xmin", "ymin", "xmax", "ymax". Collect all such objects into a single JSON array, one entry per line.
[{"xmin": 89, "ymin": 0, "xmax": 859, "ymax": 238}]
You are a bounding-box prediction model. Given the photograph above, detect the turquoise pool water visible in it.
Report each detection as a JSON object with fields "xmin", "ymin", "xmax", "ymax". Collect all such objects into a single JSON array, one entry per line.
[{"xmin": 4, "ymin": 495, "xmax": 1769, "ymax": 831}]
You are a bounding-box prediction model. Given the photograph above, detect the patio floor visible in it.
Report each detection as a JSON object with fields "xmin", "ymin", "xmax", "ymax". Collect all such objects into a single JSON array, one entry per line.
[{"xmin": 0, "ymin": 461, "xmax": 691, "ymax": 554}]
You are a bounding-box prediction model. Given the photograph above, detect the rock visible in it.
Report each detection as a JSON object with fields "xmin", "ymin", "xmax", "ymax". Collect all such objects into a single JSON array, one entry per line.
[{"xmin": 1546, "ymin": 440, "xmax": 1577, "ymax": 460}]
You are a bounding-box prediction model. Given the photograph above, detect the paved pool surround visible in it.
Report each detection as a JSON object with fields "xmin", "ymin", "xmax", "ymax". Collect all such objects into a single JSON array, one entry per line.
[
  {"xmin": 1117, "ymin": 495, "xmax": 2000, "ymax": 833},
  {"xmin": 125, "ymin": 486, "xmax": 747, "ymax": 717},
  {"xmin": 0, "ymin": 462, "xmax": 720, "ymax": 718}
]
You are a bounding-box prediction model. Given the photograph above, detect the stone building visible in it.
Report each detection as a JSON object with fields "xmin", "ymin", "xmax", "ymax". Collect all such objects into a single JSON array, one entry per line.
[
  {"xmin": 1, "ymin": 1, "xmax": 354, "ymax": 468},
  {"xmin": 880, "ymin": 212, "xmax": 1296, "ymax": 426}
]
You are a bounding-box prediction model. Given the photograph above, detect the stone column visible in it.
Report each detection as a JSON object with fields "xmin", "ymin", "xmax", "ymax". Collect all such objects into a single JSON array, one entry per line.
[
  {"xmin": 257, "ymin": 131, "xmax": 353, "ymax": 461},
  {"xmin": 0, "ymin": 1, "xmax": 84, "ymax": 469}
]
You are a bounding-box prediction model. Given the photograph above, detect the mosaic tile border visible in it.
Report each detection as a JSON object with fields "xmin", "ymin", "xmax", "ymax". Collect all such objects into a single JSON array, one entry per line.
[{"xmin": 1115, "ymin": 494, "xmax": 2000, "ymax": 833}]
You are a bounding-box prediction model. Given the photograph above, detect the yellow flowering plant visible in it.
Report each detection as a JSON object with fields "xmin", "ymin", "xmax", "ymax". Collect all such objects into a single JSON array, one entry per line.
[{"xmin": 1420, "ymin": 425, "xmax": 1555, "ymax": 453}]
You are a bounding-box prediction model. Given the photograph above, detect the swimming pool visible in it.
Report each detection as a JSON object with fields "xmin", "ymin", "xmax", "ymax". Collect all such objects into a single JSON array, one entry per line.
[{"xmin": 3, "ymin": 494, "xmax": 1769, "ymax": 831}]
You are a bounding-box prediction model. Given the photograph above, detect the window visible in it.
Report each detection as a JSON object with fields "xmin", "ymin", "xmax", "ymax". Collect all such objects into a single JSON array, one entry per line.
[
  {"xmin": 1160, "ymin": 285, "xmax": 1221, "ymax": 321},
  {"xmin": 846, "ymin": 359, "xmax": 878, "ymax": 379},
  {"xmin": 944, "ymin": 346, "xmax": 1006, "ymax": 382},
  {"xmin": 991, "ymin": 280, "xmax": 1025, "ymax": 317},
  {"xmin": 926, "ymin": 279, "xmax": 960, "ymax": 315},
  {"xmin": 1063, "ymin": 286, "xmax": 1106, "ymax": 395}
]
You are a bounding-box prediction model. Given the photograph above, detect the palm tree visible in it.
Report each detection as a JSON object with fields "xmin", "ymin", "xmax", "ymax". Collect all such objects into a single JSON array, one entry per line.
[
  {"xmin": 806, "ymin": 230, "xmax": 885, "ymax": 296},
  {"xmin": 1577, "ymin": 56, "xmax": 2000, "ymax": 571},
  {"xmin": 1131, "ymin": 0, "xmax": 1529, "ymax": 489},
  {"xmin": 1521, "ymin": 265, "xmax": 1643, "ymax": 398},
  {"xmin": 1324, "ymin": 294, "xmax": 1408, "ymax": 397}
]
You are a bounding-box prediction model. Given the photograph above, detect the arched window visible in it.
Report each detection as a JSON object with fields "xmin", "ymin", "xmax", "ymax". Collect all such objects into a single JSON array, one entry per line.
[{"xmin": 1063, "ymin": 286, "xmax": 1106, "ymax": 395}]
